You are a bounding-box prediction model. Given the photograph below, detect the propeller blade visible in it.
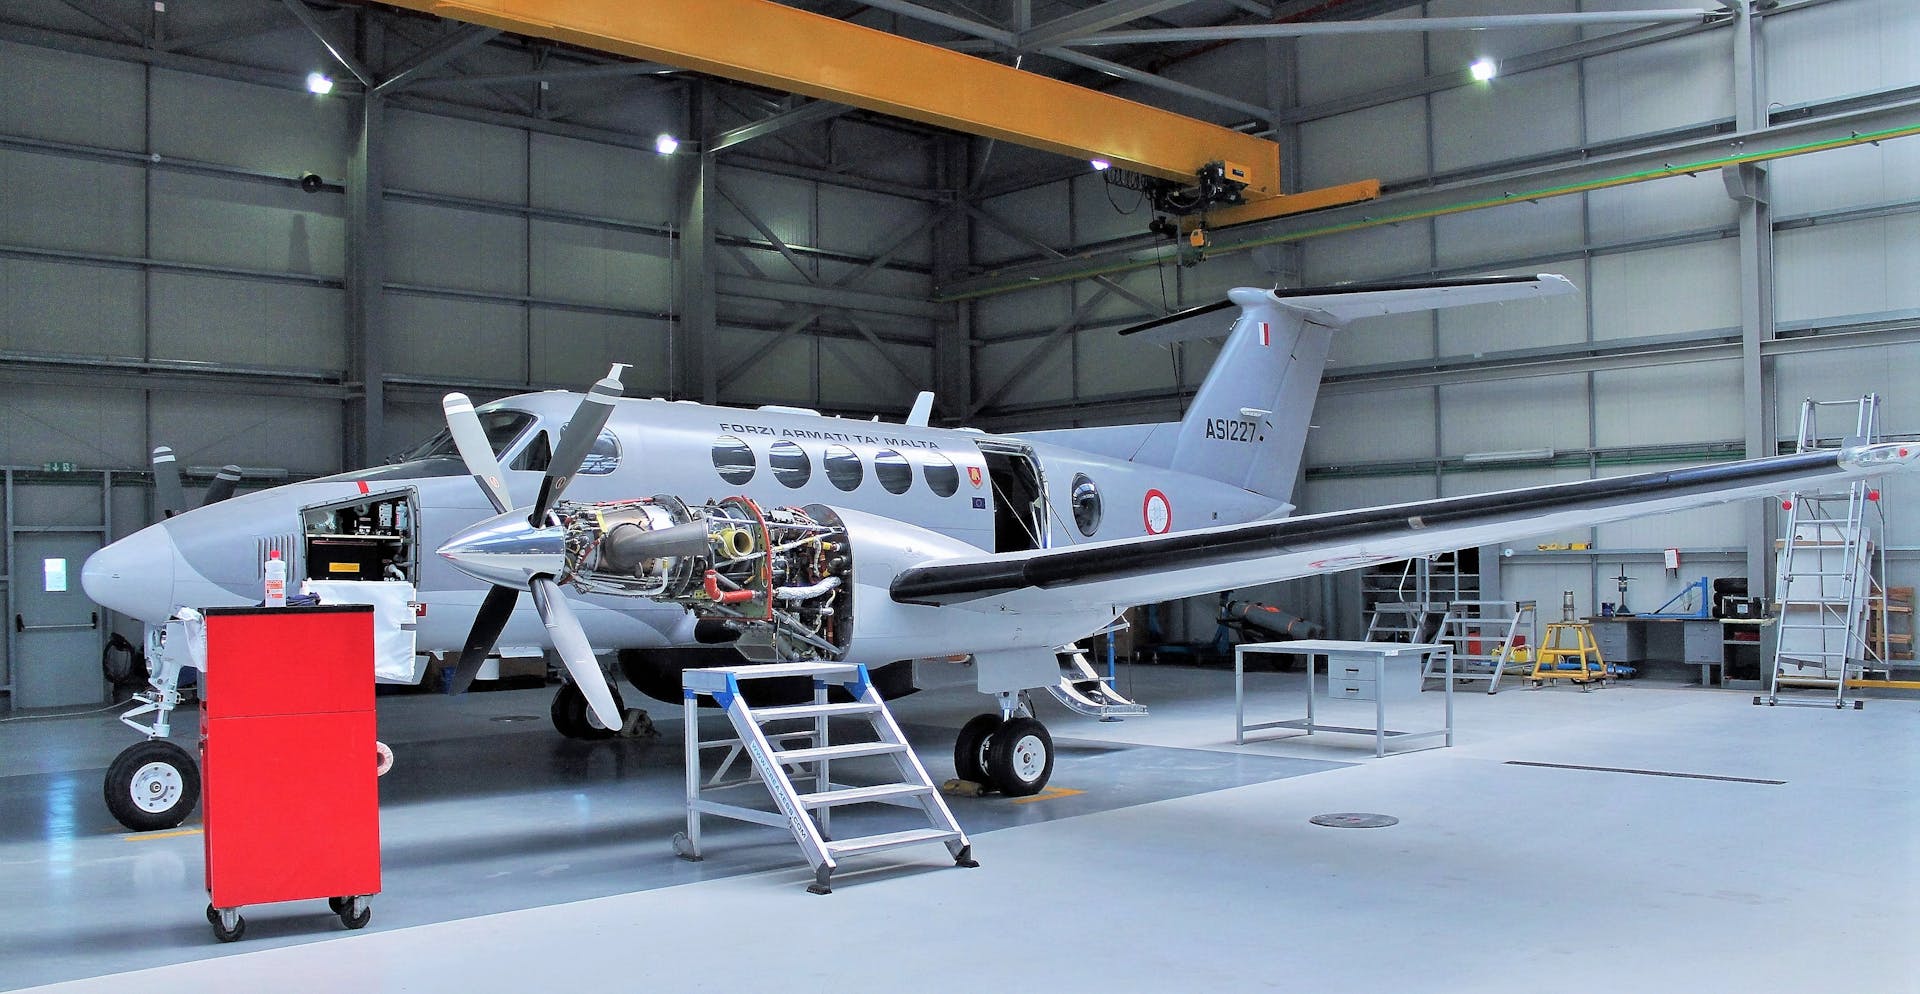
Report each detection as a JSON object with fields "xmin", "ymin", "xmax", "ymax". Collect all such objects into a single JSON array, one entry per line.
[
  {"xmin": 448, "ymin": 585, "xmax": 519, "ymax": 695},
  {"xmin": 530, "ymin": 365, "xmax": 627, "ymax": 525},
  {"xmin": 201, "ymin": 465, "xmax": 242, "ymax": 507},
  {"xmin": 151, "ymin": 446, "xmax": 186, "ymax": 519},
  {"xmin": 442, "ymin": 393, "xmax": 512, "ymax": 515},
  {"xmin": 529, "ymin": 576, "xmax": 623, "ymax": 730}
]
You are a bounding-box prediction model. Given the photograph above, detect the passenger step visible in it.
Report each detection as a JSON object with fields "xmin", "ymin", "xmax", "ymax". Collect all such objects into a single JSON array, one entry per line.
[
  {"xmin": 1046, "ymin": 645, "xmax": 1147, "ymax": 720},
  {"xmin": 675, "ymin": 661, "xmax": 976, "ymax": 894}
]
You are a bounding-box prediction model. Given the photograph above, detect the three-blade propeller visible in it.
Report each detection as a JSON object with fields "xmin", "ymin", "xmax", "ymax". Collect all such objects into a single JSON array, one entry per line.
[
  {"xmin": 439, "ymin": 367, "xmax": 629, "ymax": 730},
  {"xmin": 151, "ymin": 447, "xmax": 243, "ymax": 519}
]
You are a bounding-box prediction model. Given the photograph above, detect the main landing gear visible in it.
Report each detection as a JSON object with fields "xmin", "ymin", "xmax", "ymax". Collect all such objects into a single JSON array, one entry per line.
[{"xmin": 952, "ymin": 695, "xmax": 1054, "ymax": 797}]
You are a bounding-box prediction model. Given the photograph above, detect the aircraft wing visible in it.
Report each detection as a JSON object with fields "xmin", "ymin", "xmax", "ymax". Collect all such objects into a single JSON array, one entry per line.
[{"xmin": 890, "ymin": 444, "xmax": 1917, "ymax": 611}]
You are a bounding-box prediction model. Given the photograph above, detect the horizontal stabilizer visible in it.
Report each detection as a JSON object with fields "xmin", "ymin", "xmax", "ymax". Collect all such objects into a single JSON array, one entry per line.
[{"xmin": 1116, "ymin": 274, "xmax": 1575, "ymax": 345}]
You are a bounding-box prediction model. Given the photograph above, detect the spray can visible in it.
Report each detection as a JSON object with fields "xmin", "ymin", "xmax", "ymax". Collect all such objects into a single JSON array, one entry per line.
[{"xmin": 264, "ymin": 549, "xmax": 288, "ymax": 607}]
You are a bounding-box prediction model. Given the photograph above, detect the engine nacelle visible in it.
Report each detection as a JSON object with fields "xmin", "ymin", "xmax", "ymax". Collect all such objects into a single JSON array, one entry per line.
[{"xmin": 553, "ymin": 496, "xmax": 855, "ymax": 661}]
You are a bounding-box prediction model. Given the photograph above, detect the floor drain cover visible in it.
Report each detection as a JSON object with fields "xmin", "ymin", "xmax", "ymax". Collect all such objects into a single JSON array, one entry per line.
[
  {"xmin": 491, "ymin": 715, "xmax": 543, "ymax": 723},
  {"xmin": 1310, "ymin": 812, "xmax": 1399, "ymax": 829}
]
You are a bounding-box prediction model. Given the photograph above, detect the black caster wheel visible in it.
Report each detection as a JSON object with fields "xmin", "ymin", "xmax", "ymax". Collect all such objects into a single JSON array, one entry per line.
[
  {"xmin": 207, "ymin": 904, "xmax": 245, "ymax": 942},
  {"xmin": 338, "ymin": 899, "xmax": 370, "ymax": 930},
  {"xmin": 328, "ymin": 896, "xmax": 348, "ymax": 914}
]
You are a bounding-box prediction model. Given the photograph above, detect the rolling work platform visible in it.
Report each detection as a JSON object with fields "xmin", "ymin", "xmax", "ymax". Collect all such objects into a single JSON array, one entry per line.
[
  {"xmin": 1423, "ymin": 600, "xmax": 1538, "ymax": 694},
  {"xmin": 675, "ymin": 662, "xmax": 975, "ymax": 894},
  {"xmin": 1759, "ymin": 396, "xmax": 1895, "ymax": 709}
]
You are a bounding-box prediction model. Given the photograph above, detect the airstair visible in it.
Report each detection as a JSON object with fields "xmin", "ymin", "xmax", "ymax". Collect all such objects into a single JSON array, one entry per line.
[
  {"xmin": 1049, "ymin": 644, "xmax": 1148, "ymax": 720},
  {"xmin": 1423, "ymin": 600, "xmax": 1538, "ymax": 694},
  {"xmin": 1759, "ymin": 396, "xmax": 1893, "ymax": 709},
  {"xmin": 675, "ymin": 662, "xmax": 976, "ymax": 894}
]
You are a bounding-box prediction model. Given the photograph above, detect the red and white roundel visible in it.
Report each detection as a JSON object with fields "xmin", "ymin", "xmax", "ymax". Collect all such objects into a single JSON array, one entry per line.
[{"xmin": 1142, "ymin": 489, "xmax": 1172, "ymax": 535}]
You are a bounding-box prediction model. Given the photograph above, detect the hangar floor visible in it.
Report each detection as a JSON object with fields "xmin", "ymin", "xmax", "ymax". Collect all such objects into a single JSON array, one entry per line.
[{"xmin": 4, "ymin": 664, "xmax": 1915, "ymax": 993}]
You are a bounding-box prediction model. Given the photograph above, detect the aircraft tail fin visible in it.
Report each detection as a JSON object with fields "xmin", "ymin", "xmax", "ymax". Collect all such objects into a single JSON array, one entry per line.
[{"xmin": 1158, "ymin": 274, "xmax": 1577, "ymax": 500}]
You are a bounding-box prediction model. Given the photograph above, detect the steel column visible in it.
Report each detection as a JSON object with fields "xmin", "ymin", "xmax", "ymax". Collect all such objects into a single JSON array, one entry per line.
[
  {"xmin": 343, "ymin": 19, "xmax": 387, "ymax": 470},
  {"xmin": 1732, "ymin": 0, "xmax": 1777, "ymax": 598},
  {"xmin": 675, "ymin": 83, "xmax": 718, "ymax": 404}
]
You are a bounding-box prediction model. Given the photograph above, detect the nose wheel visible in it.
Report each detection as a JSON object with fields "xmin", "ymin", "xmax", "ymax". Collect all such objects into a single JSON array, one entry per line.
[
  {"xmin": 951, "ymin": 713, "xmax": 1054, "ymax": 797},
  {"xmin": 105, "ymin": 739, "xmax": 201, "ymax": 832}
]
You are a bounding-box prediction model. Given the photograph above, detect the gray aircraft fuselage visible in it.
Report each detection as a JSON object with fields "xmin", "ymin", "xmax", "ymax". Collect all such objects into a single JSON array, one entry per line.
[{"xmin": 84, "ymin": 390, "xmax": 1280, "ymax": 683}]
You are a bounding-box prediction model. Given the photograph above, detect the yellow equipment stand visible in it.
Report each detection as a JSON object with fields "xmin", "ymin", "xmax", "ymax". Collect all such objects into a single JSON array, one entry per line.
[{"xmin": 1531, "ymin": 622, "xmax": 1609, "ymax": 690}]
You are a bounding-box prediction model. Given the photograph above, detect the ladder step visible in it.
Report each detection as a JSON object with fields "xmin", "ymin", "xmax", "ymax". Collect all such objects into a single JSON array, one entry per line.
[
  {"xmin": 823, "ymin": 828, "xmax": 960, "ymax": 858},
  {"xmin": 772, "ymin": 741, "xmax": 907, "ymax": 765},
  {"xmin": 752, "ymin": 701, "xmax": 884, "ymax": 721},
  {"xmin": 796, "ymin": 783, "xmax": 934, "ymax": 808},
  {"xmin": 700, "ymin": 661, "xmax": 862, "ymax": 680}
]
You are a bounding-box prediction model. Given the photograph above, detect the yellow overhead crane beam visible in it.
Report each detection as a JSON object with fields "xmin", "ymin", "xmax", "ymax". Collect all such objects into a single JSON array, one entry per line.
[{"xmin": 382, "ymin": 0, "xmax": 1378, "ymax": 224}]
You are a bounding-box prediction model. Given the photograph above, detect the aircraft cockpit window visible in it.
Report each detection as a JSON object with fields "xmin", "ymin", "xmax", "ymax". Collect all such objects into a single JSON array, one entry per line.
[
  {"xmin": 512, "ymin": 431, "xmax": 551, "ymax": 472},
  {"xmin": 579, "ymin": 429, "xmax": 621, "ymax": 475},
  {"xmin": 397, "ymin": 410, "xmax": 534, "ymax": 463},
  {"xmin": 770, "ymin": 441, "xmax": 811, "ymax": 488},
  {"xmin": 713, "ymin": 436, "xmax": 755, "ymax": 485},
  {"xmin": 824, "ymin": 445, "xmax": 863, "ymax": 491},
  {"xmin": 1071, "ymin": 473, "xmax": 1102, "ymax": 537},
  {"xmin": 922, "ymin": 453, "xmax": 959, "ymax": 497},
  {"xmin": 873, "ymin": 450, "xmax": 913, "ymax": 495}
]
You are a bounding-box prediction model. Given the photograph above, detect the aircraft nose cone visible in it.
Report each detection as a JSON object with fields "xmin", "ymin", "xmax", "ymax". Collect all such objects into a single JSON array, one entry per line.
[
  {"xmin": 82, "ymin": 525, "xmax": 180, "ymax": 624},
  {"xmin": 437, "ymin": 512, "xmax": 566, "ymax": 588}
]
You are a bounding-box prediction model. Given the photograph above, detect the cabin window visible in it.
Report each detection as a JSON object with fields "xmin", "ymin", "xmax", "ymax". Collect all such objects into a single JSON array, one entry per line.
[
  {"xmin": 874, "ymin": 449, "xmax": 913, "ymax": 494},
  {"xmin": 770, "ymin": 441, "xmax": 811, "ymax": 488},
  {"xmin": 922, "ymin": 452, "xmax": 959, "ymax": 497},
  {"xmin": 824, "ymin": 445, "xmax": 863, "ymax": 491},
  {"xmin": 1071, "ymin": 473, "xmax": 1101, "ymax": 537},
  {"xmin": 712, "ymin": 436, "xmax": 755, "ymax": 485}
]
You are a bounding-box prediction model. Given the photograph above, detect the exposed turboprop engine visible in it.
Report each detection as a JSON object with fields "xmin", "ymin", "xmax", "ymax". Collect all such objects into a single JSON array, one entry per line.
[{"xmin": 555, "ymin": 496, "xmax": 852, "ymax": 662}]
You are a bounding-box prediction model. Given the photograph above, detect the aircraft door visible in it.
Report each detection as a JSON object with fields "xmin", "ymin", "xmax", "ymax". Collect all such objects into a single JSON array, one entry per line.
[
  {"xmin": 13, "ymin": 531, "xmax": 107, "ymax": 707},
  {"xmin": 975, "ymin": 441, "xmax": 1048, "ymax": 553}
]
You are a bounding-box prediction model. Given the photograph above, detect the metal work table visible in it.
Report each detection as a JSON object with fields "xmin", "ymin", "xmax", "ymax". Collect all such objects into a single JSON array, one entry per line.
[
  {"xmin": 1234, "ymin": 640, "xmax": 1454, "ymax": 757},
  {"xmin": 1584, "ymin": 616, "xmax": 1724, "ymax": 685}
]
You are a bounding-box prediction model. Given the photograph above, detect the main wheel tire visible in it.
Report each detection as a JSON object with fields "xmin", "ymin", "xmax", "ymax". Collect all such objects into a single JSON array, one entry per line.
[
  {"xmin": 984, "ymin": 716, "xmax": 1053, "ymax": 797},
  {"xmin": 104, "ymin": 740, "xmax": 200, "ymax": 832},
  {"xmin": 550, "ymin": 681, "xmax": 622, "ymax": 740},
  {"xmin": 952, "ymin": 713, "xmax": 1002, "ymax": 788}
]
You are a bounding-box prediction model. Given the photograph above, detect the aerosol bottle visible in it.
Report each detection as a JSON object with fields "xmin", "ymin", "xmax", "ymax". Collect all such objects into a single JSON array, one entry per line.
[{"xmin": 264, "ymin": 549, "xmax": 288, "ymax": 607}]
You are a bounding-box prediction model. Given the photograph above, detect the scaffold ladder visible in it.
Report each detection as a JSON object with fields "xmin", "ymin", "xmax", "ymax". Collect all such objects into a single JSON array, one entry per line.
[
  {"xmin": 1760, "ymin": 396, "xmax": 1890, "ymax": 709},
  {"xmin": 1424, "ymin": 600, "xmax": 1538, "ymax": 694}
]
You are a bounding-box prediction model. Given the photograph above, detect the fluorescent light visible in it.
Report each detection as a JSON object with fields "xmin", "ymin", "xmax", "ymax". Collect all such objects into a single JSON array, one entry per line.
[
  {"xmin": 1462, "ymin": 447, "xmax": 1555, "ymax": 464},
  {"xmin": 305, "ymin": 71, "xmax": 334, "ymax": 95},
  {"xmin": 654, "ymin": 133, "xmax": 680, "ymax": 155},
  {"xmin": 1469, "ymin": 58, "xmax": 1498, "ymax": 82},
  {"xmin": 1090, "ymin": 158, "xmax": 1112, "ymax": 171}
]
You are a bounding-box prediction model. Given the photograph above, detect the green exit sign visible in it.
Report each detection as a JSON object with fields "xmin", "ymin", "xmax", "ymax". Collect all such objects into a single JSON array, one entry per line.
[{"xmin": 42, "ymin": 461, "xmax": 77, "ymax": 472}]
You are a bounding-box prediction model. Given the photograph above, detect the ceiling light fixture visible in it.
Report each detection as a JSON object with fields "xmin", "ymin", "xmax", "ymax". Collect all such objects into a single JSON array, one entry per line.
[
  {"xmin": 1090, "ymin": 158, "xmax": 1111, "ymax": 171},
  {"xmin": 1469, "ymin": 58, "xmax": 1498, "ymax": 82},
  {"xmin": 655, "ymin": 133, "xmax": 680, "ymax": 155},
  {"xmin": 305, "ymin": 71, "xmax": 335, "ymax": 95}
]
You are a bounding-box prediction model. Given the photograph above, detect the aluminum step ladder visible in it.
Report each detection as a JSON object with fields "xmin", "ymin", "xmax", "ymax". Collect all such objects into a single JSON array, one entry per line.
[
  {"xmin": 675, "ymin": 661, "xmax": 976, "ymax": 894},
  {"xmin": 1048, "ymin": 644, "xmax": 1148, "ymax": 720},
  {"xmin": 1423, "ymin": 600, "xmax": 1538, "ymax": 694},
  {"xmin": 1759, "ymin": 396, "xmax": 1890, "ymax": 709},
  {"xmin": 1366, "ymin": 602, "xmax": 1441, "ymax": 644}
]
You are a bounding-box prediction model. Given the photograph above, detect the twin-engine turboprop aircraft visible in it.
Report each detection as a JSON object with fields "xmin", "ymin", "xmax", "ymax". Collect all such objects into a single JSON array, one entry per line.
[{"xmin": 81, "ymin": 273, "xmax": 1919, "ymax": 829}]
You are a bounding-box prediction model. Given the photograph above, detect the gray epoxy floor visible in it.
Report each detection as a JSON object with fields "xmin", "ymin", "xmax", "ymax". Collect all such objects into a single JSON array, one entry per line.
[
  {"xmin": 0, "ymin": 673, "xmax": 1344, "ymax": 990},
  {"xmin": 5, "ymin": 667, "xmax": 1918, "ymax": 993}
]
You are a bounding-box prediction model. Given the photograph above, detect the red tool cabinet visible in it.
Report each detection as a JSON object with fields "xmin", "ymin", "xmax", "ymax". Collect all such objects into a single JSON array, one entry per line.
[{"xmin": 200, "ymin": 605, "xmax": 381, "ymax": 942}]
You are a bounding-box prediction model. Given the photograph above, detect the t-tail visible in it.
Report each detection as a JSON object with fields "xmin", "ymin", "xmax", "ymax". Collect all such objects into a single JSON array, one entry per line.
[{"xmin": 1140, "ymin": 274, "xmax": 1578, "ymax": 501}]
